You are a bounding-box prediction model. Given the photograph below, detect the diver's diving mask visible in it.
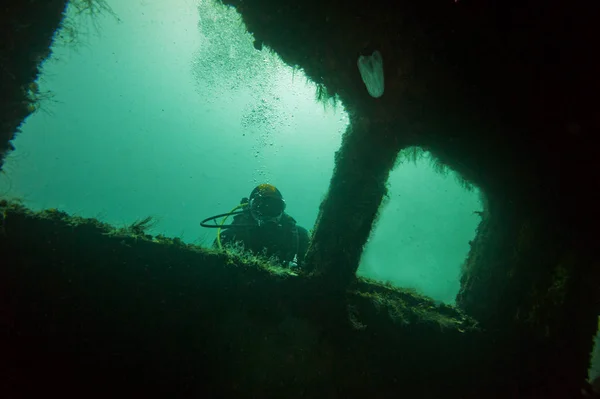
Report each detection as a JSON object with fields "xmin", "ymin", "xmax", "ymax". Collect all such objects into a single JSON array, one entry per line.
[{"xmin": 249, "ymin": 195, "xmax": 285, "ymax": 225}]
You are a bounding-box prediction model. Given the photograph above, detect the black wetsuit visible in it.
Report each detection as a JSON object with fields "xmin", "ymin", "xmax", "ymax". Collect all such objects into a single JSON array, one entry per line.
[{"xmin": 216, "ymin": 211, "xmax": 309, "ymax": 269}]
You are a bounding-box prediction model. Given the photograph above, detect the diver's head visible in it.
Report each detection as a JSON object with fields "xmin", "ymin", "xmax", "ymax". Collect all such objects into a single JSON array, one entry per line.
[{"xmin": 249, "ymin": 184, "xmax": 286, "ymax": 225}]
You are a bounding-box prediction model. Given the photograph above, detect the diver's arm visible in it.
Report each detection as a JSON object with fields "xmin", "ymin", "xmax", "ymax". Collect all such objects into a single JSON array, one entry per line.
[
  {"xmin": 214, "ymin": 212, "xmax": 252, "ymax": 249},
  {"xmin": 213, "ymin": 230, "xmax": 229, "ymax": 248},
  {"xmin": 215, "ymin": 225, "xmax": 238, "ymax": 249}
]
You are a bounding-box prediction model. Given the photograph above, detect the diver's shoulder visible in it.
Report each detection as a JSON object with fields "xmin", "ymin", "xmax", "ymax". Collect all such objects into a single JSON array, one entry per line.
[
  {"xmin": 296, "ymin": 225, "xmax": 309, "ymax": 238},
  {"xmin": 281, "ymin": 214, "xmax": 308, "ymax": 235},
  {"xmin": 281, "ymin": 212, "xmax": 298, "ymax": 225}
]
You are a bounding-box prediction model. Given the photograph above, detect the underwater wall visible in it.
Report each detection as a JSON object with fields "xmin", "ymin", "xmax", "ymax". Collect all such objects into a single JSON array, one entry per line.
[
  {"xmin": 222, "ymin": 0, "xmax": 599, "ymax": 392},
  {"xmin": 0, "ymin": 0, "xmax": 68, "ymax": 169},
  {"xmin": 2, "ymin": 202, "xmax": 490, "ymax": 398}
]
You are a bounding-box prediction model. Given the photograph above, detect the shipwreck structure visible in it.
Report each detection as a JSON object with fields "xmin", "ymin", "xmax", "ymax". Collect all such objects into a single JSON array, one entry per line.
[{"xmin": 1, "ymin": 0, "xmax": 598, "ymax": 397}]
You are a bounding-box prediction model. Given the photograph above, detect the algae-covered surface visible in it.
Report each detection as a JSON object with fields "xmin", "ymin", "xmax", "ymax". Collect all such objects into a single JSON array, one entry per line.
[{"xmin": 1, "ymin": 201, "xmax": 492, "ymax": 397}]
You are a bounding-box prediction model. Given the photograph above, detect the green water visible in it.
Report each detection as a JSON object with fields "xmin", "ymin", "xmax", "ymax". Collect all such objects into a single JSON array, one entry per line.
[{"xmin": 1, "ymin": 0, "xmax": 481, "ymax": 304}]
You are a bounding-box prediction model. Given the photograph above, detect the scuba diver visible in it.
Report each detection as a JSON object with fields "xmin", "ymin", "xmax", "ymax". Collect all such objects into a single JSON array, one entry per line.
[{"xmin": 201, "ymin": 184, "xmax": 310, "ymax": 269}]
